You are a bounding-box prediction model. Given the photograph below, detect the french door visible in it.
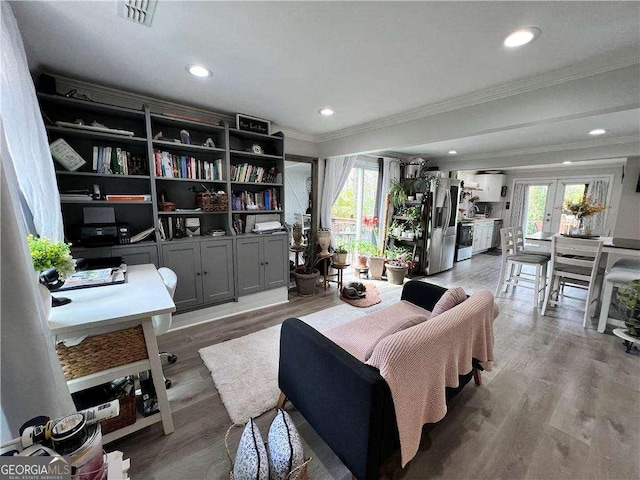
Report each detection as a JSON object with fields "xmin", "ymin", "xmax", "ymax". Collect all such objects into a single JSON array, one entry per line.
[{"xmin": 518, "ymin": 176, "xmax": 611, "ymax": 234}]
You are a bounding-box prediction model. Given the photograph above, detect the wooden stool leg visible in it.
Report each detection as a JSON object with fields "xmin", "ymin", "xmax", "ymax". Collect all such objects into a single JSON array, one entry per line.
[
  {"xmin": 473, "ymin": 368, "xmax": 482, "ymax": 386},
  {"xmin": 276, "ymin": 392, "xmax": 287, "ymax": 409}
]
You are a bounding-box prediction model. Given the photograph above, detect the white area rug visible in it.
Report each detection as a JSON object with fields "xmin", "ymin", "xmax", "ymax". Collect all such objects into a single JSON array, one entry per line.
[{"xmin": 198, "ymin": 284, "xmax": 402, "ymax": 424}]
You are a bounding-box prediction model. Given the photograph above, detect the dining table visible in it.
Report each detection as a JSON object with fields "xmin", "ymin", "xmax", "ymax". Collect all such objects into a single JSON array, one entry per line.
[{"xmin": 525, "ymin": 231, "xmax": 640, "ymax": 261}]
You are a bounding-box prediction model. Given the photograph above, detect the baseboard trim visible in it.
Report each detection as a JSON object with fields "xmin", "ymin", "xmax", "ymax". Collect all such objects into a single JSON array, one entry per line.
[{"xmin": 169, "ymin": 288, "xmax": 289, "ymax": 332}]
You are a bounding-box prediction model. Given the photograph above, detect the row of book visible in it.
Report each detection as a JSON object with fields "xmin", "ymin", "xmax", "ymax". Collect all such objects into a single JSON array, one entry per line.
[
  {"xmin": 154, "ymin": 150, "xmax": 223, "ymax": 181},
  {"xmin": 231, "ymin": 189, "xmax": 281, "ymax": 211},
  {"xmin": 230, "ymin": 163, "xmax": 279, "ymax": 184},
  {"xmin": 92, "ymin": 146, "xmax": 148, "ymax": 176}
]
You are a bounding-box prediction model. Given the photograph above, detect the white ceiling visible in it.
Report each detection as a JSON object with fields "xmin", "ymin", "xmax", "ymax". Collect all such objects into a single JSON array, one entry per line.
[{"xmin": 12, "ymin": 0, "xmax": 640, "ymax": 141}]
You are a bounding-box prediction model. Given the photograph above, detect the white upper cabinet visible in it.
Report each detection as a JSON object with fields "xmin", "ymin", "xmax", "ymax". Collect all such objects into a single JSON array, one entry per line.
[{"xmin": 475, "ymin": 174, "xmax": 506, "ymax": 202}]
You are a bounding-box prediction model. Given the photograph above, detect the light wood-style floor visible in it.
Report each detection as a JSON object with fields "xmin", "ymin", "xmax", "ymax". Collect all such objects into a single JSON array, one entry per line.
[{"xmin": 109, "ymin": 253, "xmax": 640, "ymax": 479}]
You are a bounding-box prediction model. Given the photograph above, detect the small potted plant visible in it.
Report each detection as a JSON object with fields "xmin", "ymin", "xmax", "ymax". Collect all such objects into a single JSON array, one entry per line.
[
  {"xmin": 334, "ymin": 244, "xmax": 349, "ymax": 265},
  {"xmin": 352, "ymin": 240, "xmax": 378, "ymax": 269},
  {"xmin": 384, "ymin": 246, "xmax": 414, "ymax": 285},
  {"xmin": 27, "ymin": 234, "xmax": 76, "ymax": 307},
  {"xmin": 389, "ymin": 181, "xmax": 408, "ymax": 209}
]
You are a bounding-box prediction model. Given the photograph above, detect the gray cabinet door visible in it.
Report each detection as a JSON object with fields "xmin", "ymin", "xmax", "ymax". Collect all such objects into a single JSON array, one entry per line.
[
  {"xmin": 111, "ymin": 245, "xmax": 159, "ymax": 267},
  {"xmin": 263, "ymin": 235, "xmax": 288, "ymax": 290},
  {"xmin": 162, "ymin": 243, "xmax": 202, "ymax": 309},
  {"xmin": 201, "ymin": 239, "xmax": 235, "ymax": 303},
  {"xmin": 236, "ymin": 237, "xmax": 264, "ymax": 296}
]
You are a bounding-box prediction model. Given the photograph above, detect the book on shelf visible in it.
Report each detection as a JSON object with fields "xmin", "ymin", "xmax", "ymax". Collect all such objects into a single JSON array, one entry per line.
[
  {"xmin": 60, "ymin": 194, "xmax": 93, "ymax": 202},
  {"xmin": 105, "ymin": 194, "xmax": 151, "ymax": 202},
  {"xmin": 50, "ymin": 138, "xmax": 86, "ymax": 171},
  {"xmin": 231, "ymin": 188, "xmax": 280, "ymax": 211},
  {"xmin": 230, "ymin": 163, "xmax": 278, "ymax": 183},
  {"xmin": 90, "ymin": 146, "xmax": 146, "ymax": 175},
  {"xmin": 154, "ymin": 150, "xmax": 222, "ymax": 181}
]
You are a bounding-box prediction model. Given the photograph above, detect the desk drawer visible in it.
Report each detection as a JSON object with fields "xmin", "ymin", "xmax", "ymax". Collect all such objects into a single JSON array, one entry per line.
[{"xmin": 56, "ymin": 326, "xmax": 147, "ymax": 380}]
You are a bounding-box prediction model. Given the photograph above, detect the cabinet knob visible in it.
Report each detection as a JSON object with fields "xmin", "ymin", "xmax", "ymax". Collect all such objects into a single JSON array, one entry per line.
[
  {"xmin": 196, "ymin": 272, "xmax": 201, "ymax": 276},
  {"xmin": 203, "ymin": 271, "xmax": 208, "ymax": 275},
  {"xmin": 265, "ymin": 262, "xmax": 269, "ymax": 265},
  {"xmin": 260, "ymin": 262, "xmax": 265, "ymax": 266}
]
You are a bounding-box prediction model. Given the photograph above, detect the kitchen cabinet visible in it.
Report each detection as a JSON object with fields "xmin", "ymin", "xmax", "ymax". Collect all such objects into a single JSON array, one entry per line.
[
  {"xmin": 237, "ymin": 233, "xmax": 288, "ymax": 296},
  {"xmin": 162, "ymin": 238, "xmax": 235, "ymax": 310},
  {"xmin": 472, "ymin": 220, "xmax": 495, "ymax": 254},
  {"xmin": 475, "ymin": 174, "xmax": 506, "ymax": 202}
]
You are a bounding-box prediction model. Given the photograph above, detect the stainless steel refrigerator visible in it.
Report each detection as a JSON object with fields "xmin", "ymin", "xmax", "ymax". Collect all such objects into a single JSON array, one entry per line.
[{"xmin": 422, "ymin": 177, "xmax": 461, "ymax": 275}]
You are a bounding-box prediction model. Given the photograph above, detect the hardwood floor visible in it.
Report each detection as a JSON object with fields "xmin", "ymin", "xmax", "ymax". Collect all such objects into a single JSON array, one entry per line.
[{"xmin": 109, "ymin": 253, "xmax": 640, "ymax": 479}]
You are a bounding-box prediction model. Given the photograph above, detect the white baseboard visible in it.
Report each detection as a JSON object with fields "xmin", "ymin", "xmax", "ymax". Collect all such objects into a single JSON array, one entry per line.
[{"xmin": 169, "ymin": 288, "xmax": 289, "ymax": 332}]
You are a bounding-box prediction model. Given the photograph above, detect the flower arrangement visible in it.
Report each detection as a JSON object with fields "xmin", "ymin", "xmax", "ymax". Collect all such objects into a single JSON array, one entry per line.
[
  {"xmin": 27, "ymin": 234, "xmax": 75, "ymax": 279},
  {"xmin": 562, "ymin": 195, "xmax": 606, "ymax": 220}
]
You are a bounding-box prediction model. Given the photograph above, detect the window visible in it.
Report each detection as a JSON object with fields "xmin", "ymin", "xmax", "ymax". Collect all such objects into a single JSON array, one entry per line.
[{"xmin": 331, "ymin": 160, "xmax": 380, "ymax": 249}]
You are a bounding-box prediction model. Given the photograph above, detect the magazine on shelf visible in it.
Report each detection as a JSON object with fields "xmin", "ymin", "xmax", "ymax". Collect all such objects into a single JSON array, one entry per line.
[{"xmin": 57, "ymin": 266, "xmax": 126, "ymax": 290}]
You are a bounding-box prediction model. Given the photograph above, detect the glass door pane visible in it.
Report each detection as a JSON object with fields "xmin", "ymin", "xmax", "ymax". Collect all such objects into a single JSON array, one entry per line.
[
  {"xmin": 524, "ymin": 184, "xmax": 550, "ymax": 235},
  {"xmin": 554, "ymin": 182, "xmax": 588, "ymax": 234}
]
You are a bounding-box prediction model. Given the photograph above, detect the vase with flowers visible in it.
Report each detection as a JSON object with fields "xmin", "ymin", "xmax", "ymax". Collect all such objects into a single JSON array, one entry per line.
[
  {"xmin": 562, "ymin": 195, "xmax": 606, "ymax": 236},
  {"xmin": 28, "ymin": 234, "xmax": 76, "ymax": 307}
]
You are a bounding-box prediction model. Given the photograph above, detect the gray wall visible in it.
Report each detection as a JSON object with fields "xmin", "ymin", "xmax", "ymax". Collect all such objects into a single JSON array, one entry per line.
[{"xmin": 614, "ymin": 156, "xmax": 640, "ymax": 238}]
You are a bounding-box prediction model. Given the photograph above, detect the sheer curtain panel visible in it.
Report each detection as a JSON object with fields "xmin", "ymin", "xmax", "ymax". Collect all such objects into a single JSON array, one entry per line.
[
  {"xmin": 584, "ymin": 179, "xmax": 609, "ymax": 234},
  {"xmin": 320, "ymin": 155, "xmax": 357, "ymax": 229},
  {"xmin": 509, "ymin": 182, "xmax": 526, "ymax": 229}
]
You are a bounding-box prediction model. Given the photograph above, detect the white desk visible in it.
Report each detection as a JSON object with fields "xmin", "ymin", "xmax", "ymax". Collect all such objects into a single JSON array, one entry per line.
[{"xmin": 49, "ymin": 264, "xmax": 176, "ymax": 443}]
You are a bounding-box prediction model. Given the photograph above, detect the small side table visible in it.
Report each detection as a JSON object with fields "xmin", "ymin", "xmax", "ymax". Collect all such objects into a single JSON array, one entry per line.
[
  {"xmin": 290, "ymin": 246, "xmax": 305, "ymax": 269},
  {"xmin": 613, "ymin": 328, "xmax": 639, "ymax": 354},
  {"xmin": 317, "ymin": 253, "xmax": 333, "ymax": 290},
  {"xmin": 331, "ymin": 263, "xmax": 351, "ymax": 291}
]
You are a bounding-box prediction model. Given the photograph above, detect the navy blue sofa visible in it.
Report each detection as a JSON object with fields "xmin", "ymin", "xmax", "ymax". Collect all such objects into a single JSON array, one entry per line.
[{"xmin": 278, "ymin": 281, "xmax": 480, "ymax": 480}]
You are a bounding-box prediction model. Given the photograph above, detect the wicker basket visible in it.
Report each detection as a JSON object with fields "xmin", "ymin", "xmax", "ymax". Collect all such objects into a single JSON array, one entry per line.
[
  {"xmin": 196, "ymin": 193, "xmax": 228, "ymax": 212},
  {"xmin": 100, "ymin": 381, "xmax": 137, "ymax": 435},
  {"xmin": 56, "ymin": 326, "xmax": 148, "ymax": 380},
  {"xmin": 158, "ymin": 201, "xmax": 176, "ymax": 211},
  {"xmin": 225, "ymin": 423, "xmax": 310, "ymax": 480}
]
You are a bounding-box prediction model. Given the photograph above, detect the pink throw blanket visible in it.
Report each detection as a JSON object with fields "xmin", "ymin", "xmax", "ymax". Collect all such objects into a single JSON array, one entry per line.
[{"xmin": 366, "ymin": 290, "xmax": 497, "ymax": 466}]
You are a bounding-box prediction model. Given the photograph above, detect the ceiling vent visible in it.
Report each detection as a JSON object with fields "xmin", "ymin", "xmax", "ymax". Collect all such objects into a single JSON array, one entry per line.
[{"xmin": 117, "ymin": 0, "xmax": 158, "ymax": 27}]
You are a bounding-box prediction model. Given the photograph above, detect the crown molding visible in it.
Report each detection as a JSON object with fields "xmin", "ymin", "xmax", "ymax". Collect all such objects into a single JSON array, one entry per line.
[
  {"xmin": 316, "ymin": 50, "xmax": 640, "ymax": 143},
  {"xmin": 49, "ymin": 73, "xmax": 315, "ymax": 142},
  {"xmin": 429, "ymin": 135, "xmax": 640, "ymax": 163}
]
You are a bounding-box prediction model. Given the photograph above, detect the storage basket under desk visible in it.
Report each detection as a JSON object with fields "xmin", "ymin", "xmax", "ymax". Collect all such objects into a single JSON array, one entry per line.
[{"xmin": 56, "ymin": 325, "xmax": 148, "ymax": 380}]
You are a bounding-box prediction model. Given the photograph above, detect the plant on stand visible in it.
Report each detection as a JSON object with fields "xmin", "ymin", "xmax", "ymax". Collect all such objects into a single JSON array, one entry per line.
[
  {"xmin": 334, "ymin": 244, "xmax": 349, "ymax": 265},
  {"xmin": 389, "ymin": 181, "xmax": 408, "ymax": 209},
  {"xmin": 384, "ymin": 245, "xmax": 414, "ymax": 285},
  {"xmin": 27, "ymin": 234, "xmax": 76, "ymax": 307}
]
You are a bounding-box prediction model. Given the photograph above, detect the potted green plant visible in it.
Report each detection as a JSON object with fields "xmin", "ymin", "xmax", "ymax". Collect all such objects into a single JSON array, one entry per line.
[
  {"xmin": 388, "ymin": 181, "xmax": 408, "ymax": 209},
  {"xmin": 384, "ymin": 246, "xmax": 414, "ymax": 285},
  {"xmin": 27, "ymin": 234, "xmax": 75, "ymax": 307},
  {"xmin": 292, "ymin": 242, "xmax": 321, "ymax": 296},
  {"xmin": 351, "ymin": 240, "xmax": 377, "ymax": 269},
  {"xmin": 334, "ymin": 244, "xmax": 349, "ymax": 264},
  {"xmin": 616, "ymin": 280, "xmax": 640, "ymax": 337}
]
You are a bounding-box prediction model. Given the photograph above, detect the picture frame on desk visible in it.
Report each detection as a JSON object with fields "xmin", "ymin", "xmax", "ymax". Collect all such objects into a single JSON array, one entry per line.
[{"xmin": 236, "ymin": 114, "xmax": 271, "ymax": 135}]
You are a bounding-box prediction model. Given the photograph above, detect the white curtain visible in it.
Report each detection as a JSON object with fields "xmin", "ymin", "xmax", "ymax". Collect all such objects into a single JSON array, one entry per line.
[
  {"xmin": 1, "ymin": 2, "xmax": 63, "ymax": 241},
  {"xmin": 583, "ymin": 179, "xmax": 609, "ymax": 234},
  {"xmin": 377, "ymin": 158, "xmax": 401, "ymax": 246},
  {"xmin": 320, "ymin": 154, "xmax": 357, "ymax": 229},
  {"xmin": 509, "ymin": 182, "xmax": 526, "ymax": 229},
  {"xmin": 0, "ymin": 3, "xmax": 74, "ymax": 442}
]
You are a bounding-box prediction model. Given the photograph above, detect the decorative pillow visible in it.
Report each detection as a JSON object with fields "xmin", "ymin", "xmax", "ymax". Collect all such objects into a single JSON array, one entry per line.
[
  {"xmin": 267, "ymin": 409, "xmax": 305, "ymax": 480},
  {"xmin": 233, "ymin": 419, "xmax": 269, "ymax": 480},
  {"xmin": 431, "ymin": 286, "xmax": 467, "ymax": 317}
]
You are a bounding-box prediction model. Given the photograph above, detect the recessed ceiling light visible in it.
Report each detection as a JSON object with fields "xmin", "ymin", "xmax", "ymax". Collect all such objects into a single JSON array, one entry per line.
[
  {"xmin": 588, "ymin": 128, "xmax": 606, "ymax": 136},
  {"xmin": 448, "ymin": 150, "xmax": 458, "ymax": 155},
  {"xmin": 319, "ymin": 107, "xmax": 334, "ymax": 116},
  {"xmin": 563, "ymin": 161, "xmax": 572, "ymax": 165},
  {"xmin": 504, "ymin": 27, "xmax": 541, "ymax": 48},
  {"xmin": 186, "ymin": 65, "xmax": 212, "ymax": 78}
]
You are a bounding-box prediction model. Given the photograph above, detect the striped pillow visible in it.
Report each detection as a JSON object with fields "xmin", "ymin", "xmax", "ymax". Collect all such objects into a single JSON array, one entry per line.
[{"xmin": 431, "ymin": 287, "xmax": 466, "ymax": 317}]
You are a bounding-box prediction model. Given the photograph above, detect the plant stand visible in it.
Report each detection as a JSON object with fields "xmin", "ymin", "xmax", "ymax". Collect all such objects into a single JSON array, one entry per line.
[
  {"xmin": 613, "ymin": 328, "xmax": 639, "ymax": 354},
  {"xmin": 331, "ymin": 263, "xmax": 350, "ymax": 290},
  {"xmin": 386, "ymin": 265, "xmax": 408, "ymax": 285}
]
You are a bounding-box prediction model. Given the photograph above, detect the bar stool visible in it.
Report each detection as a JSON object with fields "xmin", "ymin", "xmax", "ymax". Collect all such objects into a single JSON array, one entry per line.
[
  {"xmin": 597, "ymin": 258, "xmax": 640, "ymax": 333},
  {"xmin": 495, "ymin": 227, "xmax": 550, "ymax": 307}
]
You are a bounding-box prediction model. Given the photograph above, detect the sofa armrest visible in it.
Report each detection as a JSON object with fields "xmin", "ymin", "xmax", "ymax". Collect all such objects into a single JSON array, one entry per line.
[
  {"xmin": 400, "ymin": 280, "xmax": 447, "ymax": 311},
  {"xmin": 279, "ymin": 318, "xmax": 397, "ymax": 480}
]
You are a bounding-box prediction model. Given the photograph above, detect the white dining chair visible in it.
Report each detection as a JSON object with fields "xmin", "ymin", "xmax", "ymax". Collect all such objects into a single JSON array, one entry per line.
[
  {"xmin": 597, "ymin": 258, "xmax": 640, "ymax": 333},
  {"xmin": 495, "ymin": 227, "xmax": 550, "ymax": 307},
  {"xmin": 541, "ymin": 236, "xmax": 604, "ymax": 327},
  {"xmin": 152, "ymin": 267, "xmax": 178, "ymax": 388}
]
